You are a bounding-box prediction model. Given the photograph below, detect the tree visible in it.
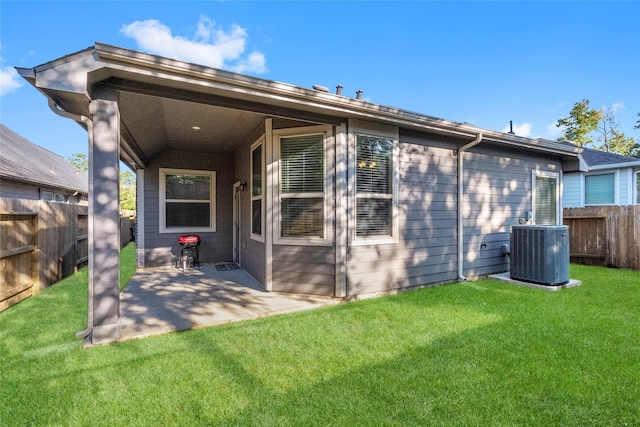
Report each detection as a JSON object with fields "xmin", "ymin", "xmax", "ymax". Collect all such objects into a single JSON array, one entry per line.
[
  {"xmin": 596, "ymin": 109, "xmax": 636, "ymax": 157},
  {"xmin": 556, "ymin": 99, "xmax": 600, "ymax": 146},
  {"xmin": 68, "ymin": 152, "xmax": 88, "ymax": 172},
  {"xmin": 119, "ymin": 170, "xmax": 137, "ymax": 211},
  {"xmin": 67, "ymin": 153, "xmax": 136, "ymax": 210},
  {"xmin": 556, "ymin": 100, "xmax": 638, "ymax": 157}
]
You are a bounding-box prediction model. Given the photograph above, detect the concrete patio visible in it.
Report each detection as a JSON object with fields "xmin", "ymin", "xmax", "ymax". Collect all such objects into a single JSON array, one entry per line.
[{"xmin": 118, "ymin": 263, "xmax": 340, "ymax": 342}]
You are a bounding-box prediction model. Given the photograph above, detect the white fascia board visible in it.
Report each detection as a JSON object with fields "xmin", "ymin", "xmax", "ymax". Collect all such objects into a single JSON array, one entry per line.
[
  {"xmin": 589, "ymin": 161, "xmax": 640, "ymax": 171},
  {"xmin": 94, "ymin": 43, "xmax": 580, "ymax": 159}
]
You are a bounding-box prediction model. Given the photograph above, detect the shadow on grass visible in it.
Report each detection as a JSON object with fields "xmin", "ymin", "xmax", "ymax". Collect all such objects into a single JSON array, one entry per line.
[{"xmin": 1, "ymin": 264, "xmax": 638, "ymax": 425}]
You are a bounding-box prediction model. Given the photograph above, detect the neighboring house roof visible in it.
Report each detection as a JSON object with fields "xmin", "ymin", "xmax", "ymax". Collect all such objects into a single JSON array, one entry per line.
[
  {"xmin": 559, "ymin": 140, "xmax": 640, "ymax": 171},
  {"xmin": 580, "ymin": 147, "xmax": 640, "ymax": 169},
  {"xmin": 0, "ymin": 124, "xmax": 88, "ymax": 193}
]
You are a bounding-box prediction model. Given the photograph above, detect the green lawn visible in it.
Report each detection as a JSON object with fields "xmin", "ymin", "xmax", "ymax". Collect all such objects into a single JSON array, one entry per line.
[{"xmin": 1, "ymin": 248, "xmax": 638, "ymax": 426}]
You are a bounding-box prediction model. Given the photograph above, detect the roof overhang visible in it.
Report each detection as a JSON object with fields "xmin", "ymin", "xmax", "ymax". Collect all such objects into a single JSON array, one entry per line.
[{"xmin": 17, "ymin": 43, "xmax": 585, "ymax": 170}]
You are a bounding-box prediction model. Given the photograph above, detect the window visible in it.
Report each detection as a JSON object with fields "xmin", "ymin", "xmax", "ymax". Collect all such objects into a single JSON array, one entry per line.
[
  {"xmin": 251, "ymin": 138, "xmax": 264, "ymax": 241},
  {"xmin": 533, "ymin": 172, "xmax": 559, "ymax": 225},
  {"xmin": 41, "ymin": 191, "xmax": 66, "ymax": 203},
  {"xmin": 585, "ymin": 173, "xmax": 615, "ymax": 205},
  {"xmin": 636, "ymin": 172, "xmax": 640, "ymax": 204},
  {"xmin": 159, "ymin": 168, "xmax": 215, "ymax": 233},
  {"xmin": 279, "ymin": 133, "xmax": 324, "ymax": 239},
  {"xmin": 355, "ymin": 134, "xmax": 396, "ymax": 238}
]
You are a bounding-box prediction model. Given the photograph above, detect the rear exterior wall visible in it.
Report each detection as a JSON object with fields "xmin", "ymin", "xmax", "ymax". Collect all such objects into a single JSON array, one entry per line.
[
  {"xmin": 141, "ymin": 149, "xmax": 235, "ymax": 267},
  {"xmin": 345, "ymin": 130, "xmax": 564, "ymax": 296},
  {"xmin": 462, "ymin": 144, "xmax": 562, "ymax": 277},
  {"xmin": 269, "ymin": 121, "xmax": 337, "ymax": 296},
  {"xmin": 346, "ymin": 130, "xmax": 459, "ymax": 296}
]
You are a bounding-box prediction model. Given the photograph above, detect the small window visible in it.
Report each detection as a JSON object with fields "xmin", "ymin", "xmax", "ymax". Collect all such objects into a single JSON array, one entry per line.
[
  {"xmin": 533, "ymin": 172, "xmax": 559, "ymax": 225},
  {"xmin": 356, "ymin": 135, "xmax": 395, "ymax": 237},
  {"xmin": 585, "ymin": 173, "xmax": 615, "ymax": 205},
  {"xmin": 636, "ymin": 172, "xmax": 640, "ymax": 204},
  {"xmin": 41, "ymin": 191, "xmax": 66, "ymax": 203},
  {"xmin": 159, "ymin": 168, "xmax": 216, "ymax": 233},
  {"xmin": 251, "ymin": 138, "xmax": 264, "ymax": 241},
  {"xmin": 279, "ymin": 134, "xmax": 324, "ymax": 239}
]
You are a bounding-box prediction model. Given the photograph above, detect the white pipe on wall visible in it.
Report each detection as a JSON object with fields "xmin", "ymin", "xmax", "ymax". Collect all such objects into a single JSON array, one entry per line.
[{"xmin": 457, "ymin": 132, "xmax": 483, "ymax": 281}]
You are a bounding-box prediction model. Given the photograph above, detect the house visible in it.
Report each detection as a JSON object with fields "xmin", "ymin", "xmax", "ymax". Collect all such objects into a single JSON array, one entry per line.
[
  {"xmin": 17, "ymin": 43, "xmax": 585, "ymax": 344},
  {"xmin": 562, "ymin": 145, "xmax": 640, "ymax": 207},
  {"xmin": 0, "ymin": 124, "xmax": 88, "ymax": 203}
]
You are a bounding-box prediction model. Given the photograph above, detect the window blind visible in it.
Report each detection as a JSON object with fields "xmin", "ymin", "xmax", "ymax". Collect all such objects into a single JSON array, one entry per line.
[
  {"xmin": 535, "ymin": 176, "xmax": 557, "ymax": 225},
  {"xmin": 166, "ymin": 174, "xmax": 210, "ymax": 200},
  {"xmin": 279, "ymin": 134, "xmax": 325, "ymax": 238},
  {"xmin": 585, "ymin": 174, "xmax": 614, "ymax": 205},
  {"xmin": 280, "ymin": 135, "xmax": 324, "ymax": 193},
  {"xmin": 356, "ymin": 199, "xmax": 391, "ymax": 236},
  {"xmin": 281, "ymin": 198, "xmax": 324, "ymax": 237},
  {"xmin": 356, "ymin": 135, "xmax": 394, "ymax": 237},
  {"xmin": 356, "ymin": 136, "xmax": 392, "ymax": 194}
]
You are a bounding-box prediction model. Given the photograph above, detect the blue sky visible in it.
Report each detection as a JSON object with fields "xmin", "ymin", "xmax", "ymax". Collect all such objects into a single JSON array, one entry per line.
[{"xmin": 1, "ymin": 1, "xmax": 639, "ymax": 161}]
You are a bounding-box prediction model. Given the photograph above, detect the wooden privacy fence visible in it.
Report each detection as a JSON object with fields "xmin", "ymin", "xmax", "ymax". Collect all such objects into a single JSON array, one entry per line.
[
  {"xmin": 1, "ymin": 199, "xmax": 134, "ymax": 311},
  {"xmin": 563, "ymin": 205, "xmax": 640, "ymax": 270}
]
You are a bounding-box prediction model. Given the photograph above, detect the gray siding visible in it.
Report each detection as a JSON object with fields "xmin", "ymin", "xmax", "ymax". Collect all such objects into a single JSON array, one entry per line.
[
  {"xmin": 234, "ymin": 137, "xmax": 265, "ymax": 285},
  {"xmin": 462, "ymin": 145, "xmax": 562, "ymax": 277},
  {"xmin": 269, "ymin": 121, "xmax": 336, "ymax": 296},
  {"xmin": 346, "ymin": 133, "xmax": 459, "ymax": 296},
  {"xmin": 0, "ymin": 179, "xmax": 40, "ymax": 200},
  {"xmin": 346, "ymin": 130, "xmax": 565, "ymax": 296},
  {"xmin": 0, "ymin": 178, "xmax": 85, "ymax": 203},
  {"xmin": 141, "ymin": 149, "xmax": 235, "ymax": 267},
  {"xmin": 272, "ymin": 245, "xmax": 335, "ymax": 296}
]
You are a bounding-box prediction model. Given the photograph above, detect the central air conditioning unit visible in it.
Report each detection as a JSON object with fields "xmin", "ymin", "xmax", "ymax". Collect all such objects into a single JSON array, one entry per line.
[{"xmin": 510, "ymin": 225, "xmax": 570, "ymax": 286}]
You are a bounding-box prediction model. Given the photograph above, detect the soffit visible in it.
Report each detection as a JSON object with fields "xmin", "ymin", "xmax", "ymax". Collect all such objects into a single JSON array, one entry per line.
[{"xmin": 118, "ymin": 92, "xmax": 266, "ymax": 159}]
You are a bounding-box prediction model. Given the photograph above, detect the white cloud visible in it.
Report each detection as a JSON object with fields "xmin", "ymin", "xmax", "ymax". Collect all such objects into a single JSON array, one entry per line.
[
  {"xmin": 611, "ymin": 102, "xmax": 624, "ymax": 113},
  {"xmin": 545, "ymin": 122, "xmax": 565, "ymax": 139},
  {"xmin": 120, "ymin": 16, "xmax": 266, "ymax": 74},
  {"xmin": 0, "ymin": 65, "xmax": 22, "ymax": 96},
  {"xmin": 0, "ymin": 46, "xmax": 23, "ymax": 97},
  {"xmin": 501, "ymin": 122, "xmax": 532, "ymax": 137}
]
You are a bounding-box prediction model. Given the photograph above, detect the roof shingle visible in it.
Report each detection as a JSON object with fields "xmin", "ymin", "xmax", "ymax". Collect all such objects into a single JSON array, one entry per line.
[{"xmin": 0, "ymin": 124, "xmax": 88, "ymax": 193}]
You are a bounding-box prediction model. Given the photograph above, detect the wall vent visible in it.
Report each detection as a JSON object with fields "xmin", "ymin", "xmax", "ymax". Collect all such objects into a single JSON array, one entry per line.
[{"xmin": 510, "ymin": 225, "xmax": 570, "ymax": 285}]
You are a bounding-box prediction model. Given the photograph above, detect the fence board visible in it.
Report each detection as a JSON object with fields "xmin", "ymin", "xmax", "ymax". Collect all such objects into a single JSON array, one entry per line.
[
  {"xmin": 0, "ymin": 199, "xmax": 38, "ymax": 311},
  {"xmin": 1, "ymin": 199, "xmax": 132, "ymax": 311},
  {"xmin": 563, "ymin": 206, "xmax": 640, "ymax": 270}
]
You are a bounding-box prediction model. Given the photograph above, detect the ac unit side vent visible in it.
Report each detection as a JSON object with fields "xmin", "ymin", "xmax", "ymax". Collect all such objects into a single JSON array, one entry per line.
[{"xmin": 510, "ymin": 225, "xmax": 569, "ymax": 286}]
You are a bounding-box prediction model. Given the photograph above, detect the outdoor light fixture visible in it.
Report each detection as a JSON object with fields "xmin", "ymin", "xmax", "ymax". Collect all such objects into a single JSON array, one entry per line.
[{"xmin": 192, "ymin": 126, "xmax": 201, "ymax": 130}]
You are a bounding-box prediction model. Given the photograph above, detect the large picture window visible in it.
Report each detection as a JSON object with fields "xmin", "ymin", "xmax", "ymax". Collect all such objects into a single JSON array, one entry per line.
[
  {"xmin": 251, "ymin": 138, "xmax": 264, "ymax": 241},
  {"xmin": 533, "ymin": 172, "xmax": 559, "ymax": 225},
  {"xmin": 356, "ymin": 134, "xmax": 395, "ymax": 238},
  {"xmin": 279, "ymin": 134, "xmax": 324, "ymax": 238},
  {"xmin": 585, "ymin": 173, "xmax": 615, "ymax": 205},
  {"xmin": 159, "ymin": 168, "xmax": 215, "ymax": 233}
]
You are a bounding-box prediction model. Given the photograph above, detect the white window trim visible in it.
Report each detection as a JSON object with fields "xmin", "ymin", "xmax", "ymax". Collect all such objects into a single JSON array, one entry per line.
[
  {"xmin": 273, "ymin": 125, "xmax": 334, "ymax": 246},
  {"xmin": 349, "ymin": 121, "xmax": 399, "ymax": 246},
  {"xmin": 251, "ymin": 136, "xmax": 265, "ymax": 243},
  {"xmin": 583, "ymin": 170, "xmax": 618, "ymax": 206},
  {"xmin": 635, "ymin": 170, "xmax": 640, "ymax": 205},
  {"xmin": 532, "ymin": 170, "xmax": 561, "ymax": 225},
  {"xmin": 159, "ymin": 167, "xmax": 216, "ymax": 234}
]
